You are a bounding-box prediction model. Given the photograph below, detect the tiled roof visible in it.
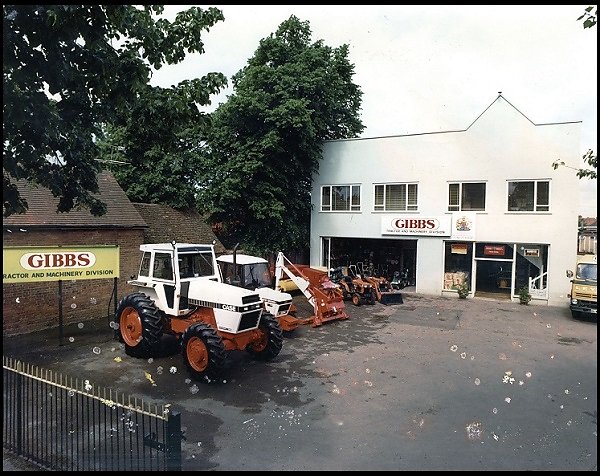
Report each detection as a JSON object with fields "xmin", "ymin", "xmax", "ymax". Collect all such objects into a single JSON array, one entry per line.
[
  {"xmin": 3, "ymin": 171, "xmax": 147, "ymax": 228},
  {"xmin": 132, "ymin": 203, "xmax": 226, "ymax": 253},
  {"xmin": 582, "ymin": 217, "xmax": 597, "ymax": 227}
]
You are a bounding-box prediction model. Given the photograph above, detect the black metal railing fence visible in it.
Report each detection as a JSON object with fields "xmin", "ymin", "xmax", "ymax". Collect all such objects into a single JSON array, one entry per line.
[{"xmin": 3, "ymin": 357, "xmax": 181, "ymax": 471}]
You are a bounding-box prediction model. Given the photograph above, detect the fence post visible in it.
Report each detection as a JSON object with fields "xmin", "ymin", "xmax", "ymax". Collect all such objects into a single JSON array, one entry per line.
[
  {"xmin": 15, "ymin": 365, "xmax": 23, "ymax": 457},
  {"xmin": 165, "ymin": 410, "xmax": 182, "ymax": 471}
]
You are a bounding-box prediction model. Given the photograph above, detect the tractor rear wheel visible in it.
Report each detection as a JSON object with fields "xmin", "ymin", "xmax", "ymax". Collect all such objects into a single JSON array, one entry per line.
[
  {"xmin": 351, "ymin": 293, "xmax": 362, "ymax": 306},
  {"xmin": 115, "ymin": 292, "xmax": 163, "ymax": 357},
  {"xmin": 181, "ymin": 323, "xmax": 227, "ymax": 381},
  {"xmin": 246, "ymin": 312, "xmax": 283, "ymax": 361}
]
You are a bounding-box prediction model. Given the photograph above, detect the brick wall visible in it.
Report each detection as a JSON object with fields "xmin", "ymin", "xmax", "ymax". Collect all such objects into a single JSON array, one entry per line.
[{"xmin": 3, "ymin": 228, "xmax": 145, "ymax": 336}]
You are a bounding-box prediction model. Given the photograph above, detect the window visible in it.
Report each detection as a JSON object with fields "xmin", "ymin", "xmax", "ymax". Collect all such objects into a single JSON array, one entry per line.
[
  {"xmin": 139, "ymin": 252, "xmax": 151, "ymax": 277},
  {"xmin": 507, "ymin": 180, "xmax": 550, "ymax": 212},
  {"xmin": 374, "ymin": 183, "xmax": 418, "ymax": 211},
  {"xmin": 448, "ymin": 182, "xmax": 486, "ymax": 211},
  {"xmin": 443, "ymin": 242, "xmax": 473, "ymax": 290},
  {"xmin": 153, "ymin": 252, "xmax": 174, "ymax": 280},
  {"xmin": 321, "ymin": 185, "xmax": 361, "ymax": 211}
]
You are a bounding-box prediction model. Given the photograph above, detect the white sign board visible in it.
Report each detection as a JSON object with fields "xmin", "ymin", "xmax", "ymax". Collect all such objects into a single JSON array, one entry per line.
[
  {"xmin": 450, "ymin": 212, "xmax": 477, "ymax": 240},
  {"xmin": 381, "ymin": 216, "xmax": 451, "ymax": 236}
]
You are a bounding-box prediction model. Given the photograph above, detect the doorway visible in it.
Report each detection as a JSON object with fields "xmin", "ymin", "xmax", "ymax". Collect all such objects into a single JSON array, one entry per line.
[{"xmin": 475, "ymin": 260, "xmax": 512, "ymax": 298}]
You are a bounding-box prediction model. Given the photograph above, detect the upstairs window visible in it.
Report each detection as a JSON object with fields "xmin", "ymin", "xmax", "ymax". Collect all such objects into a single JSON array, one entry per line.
[
  {"xmin": 321, "ymin": 185, "xmax": 361, "ymax": 211},
  {"xmin": 448, "ymin": 182, "xmax": 486, "ymax": 211},
  {"xmin": 374, "ymin": 183, "xmax": 418, "ymax": 211},
  {"xmin": 507, "ymin": 180, "xmax": 550, "ymax": 212}
]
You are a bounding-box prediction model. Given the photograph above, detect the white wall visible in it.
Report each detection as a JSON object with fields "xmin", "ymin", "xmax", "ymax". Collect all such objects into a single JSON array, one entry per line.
[{"xmin": 310, "ymin": 96, "xmax": 581, "ymax": 306}]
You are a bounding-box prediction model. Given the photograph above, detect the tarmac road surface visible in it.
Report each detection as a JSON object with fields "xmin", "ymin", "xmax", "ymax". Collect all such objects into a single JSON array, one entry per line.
[{"xmin": 3, "ymin": 292, "xmax": 597, "ymax": 471}]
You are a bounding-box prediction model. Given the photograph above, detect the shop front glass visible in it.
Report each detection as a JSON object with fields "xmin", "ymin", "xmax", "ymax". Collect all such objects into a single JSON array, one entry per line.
[{"xmin": 443, "ymin": 241, "xmax": 473, "ymax": 291}]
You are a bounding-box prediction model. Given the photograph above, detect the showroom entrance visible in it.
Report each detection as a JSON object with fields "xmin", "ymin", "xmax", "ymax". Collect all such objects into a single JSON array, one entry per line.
[{"xmin": 321, "ymin": 237, "xmax": 417, "ymax": 288}]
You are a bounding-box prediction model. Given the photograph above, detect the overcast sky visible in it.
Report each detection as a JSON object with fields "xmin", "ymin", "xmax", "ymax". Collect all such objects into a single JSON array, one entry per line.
[{"xmin": 150, "ymin": 5, "xmax": 597, "ymax": 217}]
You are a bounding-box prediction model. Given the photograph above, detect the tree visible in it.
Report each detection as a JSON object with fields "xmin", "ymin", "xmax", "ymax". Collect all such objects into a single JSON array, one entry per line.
[
  {"xmin": 3, "ymin": 5, "xmax": 225, "ymax": 217},
  {"xmin": 577, "ymin": 5, "xmax": 597, "ymax": 29},
  {"xmin": 100, "ymin": 74, "xmax": 226, "ymax": 209},
  {"xmin": 197, "ymin": 15, "xmax": 364, "ymax": 253},
  {"xmin": 552, "ymin": 149, "xmax": 597, "ymax": 180}
]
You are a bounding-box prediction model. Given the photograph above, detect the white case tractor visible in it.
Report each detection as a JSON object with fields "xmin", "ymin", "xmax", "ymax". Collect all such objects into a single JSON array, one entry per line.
[{"xmin": 114, "ymin": 242, "xmax": 283, "ymax": 380}]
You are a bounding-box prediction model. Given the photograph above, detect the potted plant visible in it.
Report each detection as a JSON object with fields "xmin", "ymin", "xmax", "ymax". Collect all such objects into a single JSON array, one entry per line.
[
  {"xmin": 518, "ymin": 285, "xmax": 532, "ymax": 305},
  {"xmin": 454, "ymin": 281, "xmax": 470, "ymax": 299}
]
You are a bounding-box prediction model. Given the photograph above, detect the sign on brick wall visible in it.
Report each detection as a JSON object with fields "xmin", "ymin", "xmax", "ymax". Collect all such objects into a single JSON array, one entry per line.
[{"xmin": 3, "ymin": 245, "xmax": 120, "ymax": 283}]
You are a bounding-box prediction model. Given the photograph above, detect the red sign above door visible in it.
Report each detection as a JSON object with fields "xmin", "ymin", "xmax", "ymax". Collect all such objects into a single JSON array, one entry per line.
[{"xmin": 483, "ymin": 245, "xmax": 505, "ymax": 256}]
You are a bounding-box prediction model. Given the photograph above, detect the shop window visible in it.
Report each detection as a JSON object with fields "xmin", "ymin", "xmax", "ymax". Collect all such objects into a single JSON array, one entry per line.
[
  {"xmin": 448, "ymin": 182, "xmax": 486, "ymax": 211},
  {"xmin": 374, "ymin": 183, "xmax": 418, "ymax": 211},
  {"xmin": 507, "ymin": 180, "xmax": 550, "ymax": 212},
  {"xmin": 321, "ymin": 185, "xmax": 361, "ymax": 212},
  {"xmin": 443, "ymin": 242, "xmax": 473, "ymax": 290}
]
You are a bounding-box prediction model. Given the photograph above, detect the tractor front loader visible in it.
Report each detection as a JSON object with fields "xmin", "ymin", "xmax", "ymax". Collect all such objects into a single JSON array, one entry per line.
[
  {"xmin": 114, "ymin": 242, "xmax": 284, "ymax": 382},
  {"xmin": 274, "ymin": 252, "xmax": 348, "ymax": 327}
]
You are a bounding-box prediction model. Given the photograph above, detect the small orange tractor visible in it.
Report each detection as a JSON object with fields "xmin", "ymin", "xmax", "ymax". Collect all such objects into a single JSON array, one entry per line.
[
  {"xmin": 329, "ymin": 266, "xmax": 376, "ymax": 306},
  {"xmin": 114, "ymin": 242, "xmax": 283, "ymax": 381},
  {"xmin": 274, "ymin": 252, "xmax": 349, "ymax": 327},
  {"xmin": 355, "ymin": 262, "xmax": 404, "ymax": 305}
]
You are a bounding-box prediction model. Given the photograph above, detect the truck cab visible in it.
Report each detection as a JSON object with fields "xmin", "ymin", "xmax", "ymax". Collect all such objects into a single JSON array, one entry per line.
[{"xmin": 567, "ymin": 254, "xmax": 597, "ymax": 319}]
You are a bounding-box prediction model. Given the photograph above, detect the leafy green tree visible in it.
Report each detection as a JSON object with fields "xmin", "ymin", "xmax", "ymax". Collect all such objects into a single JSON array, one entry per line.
[
  {"xmin": 553, "ymin": 149, "xmax": 597, "ymax": 180},
  {"xmin": 100, "ymin": 74, "xmax": 226, "ymax": 209},
  {"xmin": 198, "ymin": 15, "xmax": 364, "ymax": 253},
  {"xmin": 3, "ymin": 4, "xmax": 225, "ymax": 217},
  {"xmin": 577, "ymin": 5, "xmax": 597, "ymax": 29}
]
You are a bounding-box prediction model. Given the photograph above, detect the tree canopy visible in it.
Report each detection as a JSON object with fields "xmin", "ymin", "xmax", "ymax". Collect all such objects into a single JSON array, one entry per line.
[
  {"xmin": 197, "ymin": 15, "xmax": 364, "ymax": 254},
  {"xmin": 3, "ymin": 4, "xmax": 225, "ymax": 217}
]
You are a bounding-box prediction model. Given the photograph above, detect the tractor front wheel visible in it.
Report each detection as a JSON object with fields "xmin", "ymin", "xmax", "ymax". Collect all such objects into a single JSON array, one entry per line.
[
  {"xmin": 246, "ymin": 312, "xmax": 283, "ymax": 361},
  {"xmin": 115, "ymin": 292, "xmax": 163, "ymax": 357},
  {"xmin": 351, "ymin": 293, "xmax": 362, "ymax": 306},
  {"xmin": 181, "ymin": 323, "xmax": 227, "ymax": 381}
]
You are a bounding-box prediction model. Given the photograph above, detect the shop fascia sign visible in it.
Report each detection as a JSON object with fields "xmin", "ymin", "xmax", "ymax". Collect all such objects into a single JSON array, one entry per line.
[
  {"xmin": 381, "ymin": 215, "xmax": 452, "ymax": 236},
  {"xmin": 3, "ymin": 245, "xmax": 120, "ymax": 283}
]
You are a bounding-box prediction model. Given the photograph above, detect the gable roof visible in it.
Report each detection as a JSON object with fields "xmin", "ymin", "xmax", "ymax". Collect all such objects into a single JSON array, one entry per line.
[
  {"xmin": 132, "ymin": 203, "xmax": 226, "ymax": 254},
  {"xmin": 325, "ymin": 93, "xmax": 581, "ymax": 143},
  {"xmin": 3, "ymin": 171, "xmax": 147, "ymax": 229}
]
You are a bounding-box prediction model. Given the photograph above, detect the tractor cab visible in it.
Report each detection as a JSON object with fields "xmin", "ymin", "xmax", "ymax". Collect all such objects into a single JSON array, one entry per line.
[
  {"xmin": 129, "ymin": 242, "xmax": 223, "ymax": 316},
  {"xmin": 216, "ymin": 254, "xmax": 273, "ymax": 290}
]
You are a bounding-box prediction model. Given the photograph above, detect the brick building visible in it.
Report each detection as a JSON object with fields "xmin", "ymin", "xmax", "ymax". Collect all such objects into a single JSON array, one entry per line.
[
  {"xmin": 3, "ymin": 172, "xmax": 147, "ymax": 336},
  {"xmin": 3, "ymin": 172, "xmax": 230, "ymax": 336}
]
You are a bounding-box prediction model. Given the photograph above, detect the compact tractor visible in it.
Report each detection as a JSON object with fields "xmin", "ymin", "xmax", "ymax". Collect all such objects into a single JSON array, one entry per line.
[
  {"xmin": 329, "ymin": 266, "xmax": 376, "ymax": 306},
  {"xmin": 355, "ymin": 262, "xmax": 404, "ymax": 305},
  {"xmin": 114, "ymin": 242, "xmax": 283, "ymax": 380}
]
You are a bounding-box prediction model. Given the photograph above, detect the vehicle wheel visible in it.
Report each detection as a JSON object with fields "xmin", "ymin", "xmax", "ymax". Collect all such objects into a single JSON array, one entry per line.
[
  {"xmin": 181, "ymin": 323, "xmax": 227, "ymax": 380},
  {"xmin": 246, "ymin": 312, "xmax": 283, "ymax": 361},
  {"xmin": 368, "ymin": 290, "xmax": 377, "ymax": 305},
  {"xmin": 115, "ymin": 292, "xmax": 163, "ymax": 357},
  {"xmin": 351, "ymin": 293, "xmax": 362, "ymax": 306}
]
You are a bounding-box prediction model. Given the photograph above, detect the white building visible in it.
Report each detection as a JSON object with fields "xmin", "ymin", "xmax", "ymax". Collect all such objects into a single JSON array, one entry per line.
[{"xmin": 310, "ymin": 94, "xmax": 581, "ymax": 306}]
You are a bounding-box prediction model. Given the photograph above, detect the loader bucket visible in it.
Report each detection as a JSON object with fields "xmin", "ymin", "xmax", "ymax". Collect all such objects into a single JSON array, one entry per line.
[{"xmin": 379, "ymin": 291, "xmax": 404, "ymax": 305}]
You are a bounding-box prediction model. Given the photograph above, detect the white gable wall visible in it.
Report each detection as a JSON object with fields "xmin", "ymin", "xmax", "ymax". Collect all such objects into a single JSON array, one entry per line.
[{"xmin": 310, "ymin": 96, "xmax": 581, "ymax": 306}]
